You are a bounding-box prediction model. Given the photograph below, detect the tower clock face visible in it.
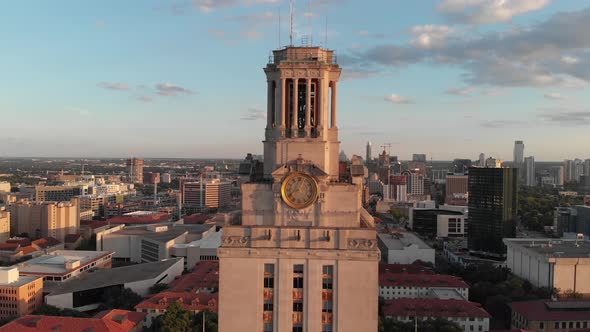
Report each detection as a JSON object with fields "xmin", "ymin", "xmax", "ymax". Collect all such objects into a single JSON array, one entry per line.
[{"xmin": 281, "ymin": 172, "xmax": 319, "ymax": 209}]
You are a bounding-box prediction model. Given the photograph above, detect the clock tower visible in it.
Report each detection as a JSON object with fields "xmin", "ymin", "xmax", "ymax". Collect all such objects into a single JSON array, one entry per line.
[{"xmin": 218, "ymin": 46, "xmax": 379, "ymax": 332}]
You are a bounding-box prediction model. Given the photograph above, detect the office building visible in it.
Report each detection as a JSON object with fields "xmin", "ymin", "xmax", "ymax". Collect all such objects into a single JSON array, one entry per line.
[
  {"xmin": 468, "ymin": 167, "xmax": 517, "ymax": 259},
  {"xmin": 452, "ymin": 159, "xmax": 472, "ymax": 175},
  {"xmin": 17, "ymin": 250, "xmax": 113, "ymax": 282},
  {"xmin": 126, "ymin": 158, "xmax": 144, "ymax": 184},
  {"xmin": 478, "ymin": 153, "xmax": 485, "ymax": 167},
  {"xmin": 510, "ymin": 300, "xmax": 590, "ymax": 331},
  {"xmin": 551, "ymin": 166, "xmax": 565, "ymax": 186},
  {"xmin": 0, "ymin": 209, "xmax": 9, "ymax": 243},
  {"xmin": 513, "ymin": 140, "xmax": 524, "ymax": 181},
  {"xmin": 161, "ymin": 173, "xmax": 172, "ymax": 183},
  {"xmin": 485, "ymin": 157, "xmax": 502, "ymax": 168},
  {"xmin": 0, "ymin": 237, "xmax": 63, "ymax": 264},
  {"xmin": 0, "ymin": 267, "xmax": 43, "ymax": 320},
  {"xmin": 8, "ymin": 199, "xmax": 80, "ymax": 242},
  {"xmin": 409, "ymin": 208, "xmax": 467, "ymax": 239},
  {"xmin": 44, "ymin": 258, "xmax": 183, "ymax": 312},
  {"xmin": 182, "ymin": 179, "xmax": 231, "ymax": 210},
  {"xmin": 0, "ymin": 309, "xmax": 147, "ymax": 332},
  {"xmin": 379, "ymin": 271, "xmax": 469, "ymax": 300},
  {"xmin": 382, "ymin": 299, "xmax": 490, "ymax": 332},
  {"xmin": 585, "ymin": 159, "xmax": 590, "ymax": 176},
  {"xmin": 34, "ymin": 185, "xmax": 82, "ymax": 202},
  {"xmin": 407, "ymin": 171, "xmax": 425, "ymax": 195},
  {"xmin": 0, "ymin": 182, "xmax": 10, "ymax": 193},
  {"xmin": 98, "ymin": 223, "xmax": 220, "ymax": 269},
  {"xmin": 413, "ymin": 154, "xmax": 427, "ymax": 163},
  {"xmin": 554, "ymin": 205, "xmax": 590, "ymax": 238},
  {"xmin": 219, "ymin": 46, "xmax": 379, "ymax": 332},
  {"xmin": 524, "ymin": 156, "xmax": 536, "ymax": 186},
  {"xmin": 445, "ymin": 175, "xmax": 468, "ymax": 206},
  {"xmin": 366, "ymin": 141, "xmax": 372, "ymax": 162},
  {"xmin": 377, "ymin": 232, "xmax": 435, "ymax": 264},
  {"xmin": 504, "ymin": 238, "xmax": 590, "ymax": 295},
  {"xmin": 143, "ymin": 172, "xmax": 160, "ymax": 185}
]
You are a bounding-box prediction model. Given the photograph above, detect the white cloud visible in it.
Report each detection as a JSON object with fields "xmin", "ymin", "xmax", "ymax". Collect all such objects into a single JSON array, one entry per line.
[
  {"xmin": 561, "ymin": 55, "xmax": 579, "ymax": 65},
  {"xmin": 137, "ymin": 96, "xmax": 154, "ymax": 102},
  {"xmin": 241, "ymin": 108, "xmax": 266, "ymax": 120},
  {"xmin": 194, "ymin": 0, "xmax": 279, "ymax": 13},
  {"xmin": 155, "ymin": 83, "xmax": 193, "ymax": 96},
  {"xmin": 446, "ymin": 86, "xmax": 475, "ymax": 96},
  {"xmin": 410, "ymin": 25, "xmax": 453, "ymax": 49},
  {"xmin": 544, "ymin": 92, "xmax": 565, "ymax": 100},
  {"xmin": 97, "ymin": 82, "xmax": 129, "ymax": 91},
  {"xmin": 351, "ymin": 8, "xmax": 590, "ymax": 88},
  {"xmin": 384, "ymin": 94, "xmax": 414, "ymax": 104},
  {"xmin": 437, "ymin": 0, "xmax": 550, "ymax": 24}
]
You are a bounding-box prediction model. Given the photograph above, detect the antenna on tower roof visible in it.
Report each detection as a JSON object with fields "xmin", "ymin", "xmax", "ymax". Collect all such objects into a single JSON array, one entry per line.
[
  {"xmin": 324, "ymin": 15, "xmax": 328, "ymax": 48},
  {"xmin": 308, "ymin": 0, "xmax": 312, "ymax": 46},
  {"xmin": 289, "ymin": 0, "xmax": 294, "ymax": 46}
]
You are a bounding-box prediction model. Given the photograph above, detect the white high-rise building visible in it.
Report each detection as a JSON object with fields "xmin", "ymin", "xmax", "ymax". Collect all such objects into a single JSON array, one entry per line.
[
  {"xmin": 514, "ymin": 140, "xmax": 524, "ymax": 180},
  {"xmin": 524, "ymin": 156, "xmax": 535, "ymax": 187},
  {"xmin": 478, "ymin": 153, "xmax": 485, "ymax": 167},
  {"xmin": 564, "ymin": 159, "xmax": 575, "ymax": 183}
]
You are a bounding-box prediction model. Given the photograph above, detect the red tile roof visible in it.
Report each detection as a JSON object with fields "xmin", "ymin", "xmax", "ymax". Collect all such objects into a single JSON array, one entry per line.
[
  {"xmin": 81, "ymin": 219, "xmax": 110, "ymax": 229},
  {"xmin": 183, "ymin": 213, "xmax": 213, "ymax": 224},
  {"xmin": 379, "ymin": 263, "xmax": 436, "ymax": 275},
  {"xmin": 380, "ymin": 272, "xmax": 469, "ymax": 289},
  {"xmin": 135, "ymin": 292, "xmax": 218, "ymax": 312},
  {"xmin": 383, "ymin": 299, "xmax": 491, "ymax": 318},
  {"xmin": 7, "ymin": 238, "xmax": 31, "ymax": 246},
  {"xmin": 0, "ymin": 243, "xmax": 20, "ymax": 251},
  {"xmin": 32, "ymin": 237, "xmax": 61, "ymax": 249},
  {"xmin": 510, "ymin": 300, "xmax": 590, "ymax": 321},
  {"xmin": 0, "ymin": 309, "xmax": 146, "ymax": 332},
  {"xmin": 64, "ymin": 234, "xmax": 82, "ymax": 243},
  {"xmin": 169, "ymin": 261, "xmax": 219, "ymax": 292},
  {"xmin": 106, "ymin": 213, "xmax": 171, "ymax": 225},
  {"xmin": 20, "ymin": 246, "xmax": 37, "ymax": 255}
]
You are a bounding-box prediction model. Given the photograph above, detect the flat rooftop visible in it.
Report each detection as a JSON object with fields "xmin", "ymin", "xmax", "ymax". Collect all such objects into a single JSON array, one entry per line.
[
  {"xmin": 46, "ymin": 258, "xmax": 183, "ymax": 295},
  {"xmin": 504, "ymin": 238, "xmax": 590, "ymax": 258},
  {"xmin": 16, "ymin": 250, "xmax": 112, "ymax": 275},
  {"xmin": 378, "ymin": 232, "xmax": 433, "ymax": 250},
  {"xmin": 0, "ymin": 269, "xmax": 40, "ymax": 287},
  {"xmin": 109, "ymin": 224, "xmax": 212, "ymax": 243}
]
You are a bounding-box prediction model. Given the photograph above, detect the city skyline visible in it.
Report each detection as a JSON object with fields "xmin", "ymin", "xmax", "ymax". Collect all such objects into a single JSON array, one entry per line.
[{"xmin": 2, "ymin": 1, "xmax": 590, "ymax": 160}]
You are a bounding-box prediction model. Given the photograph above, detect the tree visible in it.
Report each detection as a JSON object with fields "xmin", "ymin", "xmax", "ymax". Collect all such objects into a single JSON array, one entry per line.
[
  {"xmin": 101, "ymin": 287, "xmax": 142, "ymax": 310},
  {"xmin": 193, "ymin": 310, "xmax": 218, "ymax": 332},
  {"xmin": 160, "ymin": 301, "xmax": 193, "ymax": 332}
]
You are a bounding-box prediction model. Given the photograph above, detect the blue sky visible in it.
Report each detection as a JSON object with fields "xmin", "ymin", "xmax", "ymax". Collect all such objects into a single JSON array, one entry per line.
[{"xmin": 1, "ymin": 0, "xmax": 589, "ymax": 161}]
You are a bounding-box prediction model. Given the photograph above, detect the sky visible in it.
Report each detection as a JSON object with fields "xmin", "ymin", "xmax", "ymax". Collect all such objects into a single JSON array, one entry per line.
[{"xmin": 1, "ymin": 0, "xmax": 590, "ymax": 161}]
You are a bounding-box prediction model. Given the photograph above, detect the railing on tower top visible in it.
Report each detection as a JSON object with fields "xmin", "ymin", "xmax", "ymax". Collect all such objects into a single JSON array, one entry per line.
[{"xmin": 268, "ymin": 52, "xmax": 338, "ymax": 65}]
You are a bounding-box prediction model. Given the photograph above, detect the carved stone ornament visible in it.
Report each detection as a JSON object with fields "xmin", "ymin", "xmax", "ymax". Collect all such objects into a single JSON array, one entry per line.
[
  {"xmin": 222, "ymin": 236, "xmax": 250, "ymax": 247},
  {"xmin": 347, "ymin": 239, "xmax": 377, "ymax": 250}
]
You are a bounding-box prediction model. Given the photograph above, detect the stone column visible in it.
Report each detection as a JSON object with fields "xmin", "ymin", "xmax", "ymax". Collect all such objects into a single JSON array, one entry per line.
[
  {"xmin": 280, "ymin": 78, "xmax": 286, "ymax": 130},
  {"xmin": 292, "ymin": 78, "xmax": 299, "ymax": 137},
  {"xmin": 267, "ymin": 80, "xmax": 273, "ymax": 128},
  {"xmin": 331, "ymin": 81, "xmax": 337, "ymax": 128},
  {"xmin": 317, "ymin": 78, "xmax": 323, "ymax": 133},
  {"xmin": 275, "ymin": 78, "xmax": 285, "ymax": 136},
  {"xmin": 305, "ymin": 78, "xmax": 311, "ymax": 137}
]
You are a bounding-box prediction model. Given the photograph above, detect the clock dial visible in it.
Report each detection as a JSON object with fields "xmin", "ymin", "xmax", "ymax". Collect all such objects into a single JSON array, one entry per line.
[{"xmin": 281, "ymin": 172, "xmax": 319, "ymax": 209}]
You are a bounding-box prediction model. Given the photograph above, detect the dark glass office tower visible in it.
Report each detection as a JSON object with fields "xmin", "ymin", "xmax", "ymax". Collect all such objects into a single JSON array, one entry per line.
[{"xmin": 468, "ymin": 167, "xmax": 518, "ymax": 259}]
